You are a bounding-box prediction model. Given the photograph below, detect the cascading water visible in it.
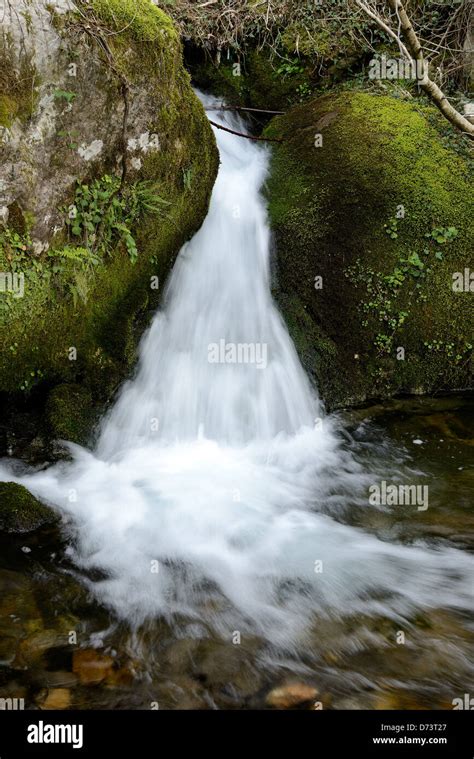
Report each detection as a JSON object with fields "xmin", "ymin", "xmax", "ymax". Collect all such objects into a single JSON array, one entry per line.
[
  {"xmin": 97, "ymin": 95, "xmax": 317, "ymax": 454},
  {"xmin": 1, "ymin": 94, "xmax": 473, "ymax": 651}
]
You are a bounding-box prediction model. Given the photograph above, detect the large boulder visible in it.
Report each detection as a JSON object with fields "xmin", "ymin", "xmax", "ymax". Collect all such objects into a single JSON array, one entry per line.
[
  {"xmin": 0, "ymin": 0, "xmax": 218, "ymax": 402},
  {"xmin": 265, "ymin": 91, "xmax": 473, "ymax": 409}
]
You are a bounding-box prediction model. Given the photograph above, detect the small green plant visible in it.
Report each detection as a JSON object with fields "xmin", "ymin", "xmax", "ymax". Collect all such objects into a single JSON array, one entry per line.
[
  {"xmin": 20, "ymin": 368, "xmax": 44, "ymax": 393},
  {"xmin": 425, "ymin": 226, "xmax": 458, "ymax": 244},
  {"xmin": 345, "ymin": 257, "xmax": 413, "ymax": 355},
  {"xmin": 296, "ymin": 82, "xmax": 312, "ymax": 101},
  {"xmin": 276, "ymin": 60, "xmax": 305, "ymax": 78},
  {"xmin": 57, "ymin": 128, "xmax": 80, "ymax": 150},
  {"xmin": 62, "ymin": 175, "xmax": 169, "ymax": 264},
  {"xmin": 423, "ymin": 339, "xmax": 472, "ymax": 364},
  {"xmin": 384, "ymin": 217, "xmax": 399, "ymax": 239},
  {"xmin": 0, "ymin": 174, "xmax": 170, "ymax": 314},
  {"xmin": 346, "ymin": 215, "xmax": 462, "ymax": 358},
  {"xmin": 0, "ymin": 228, "xmax": 30, "ymax": 260},
  {"xmin": 47, "ymin": 246, "xmax": 100, "ymax": 290},
  {"xmin": 53, "ymin": 89, "xmax": 76, "ymax": 104},
  {"xmin": 399, "ymin": 251, "xmax": 426, "ymax": 278}
]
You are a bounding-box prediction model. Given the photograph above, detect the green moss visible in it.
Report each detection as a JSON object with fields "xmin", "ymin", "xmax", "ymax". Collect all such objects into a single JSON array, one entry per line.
[
  {"xmin": 191, "ymin": 50, "xmax": 313, "ymax": 111},
  {"xmin": 0, "ymin": 94, "xmax": 15, "ymax": 128},
  {"xmin": 191, "ymin": 59, "xmax": 247, "ymax": 106},
  {"xmin": 265, "ymin": 91, "xmax": 473, "ymax": 408},
  {"xmin": 0, "ymin": 483, "xmax": 58, "ymax": 534},
  {"xmin": 89, "ymin": 0, "xmax": 176, "ymax": 43},
  {"xmin": 46, "ymin": 384, "xmax": 94, "ymax": 444},
  {"xmin": 0, "ymin": 167, "xmax": 215, "ymax": 397},
  {"xmin": 0, "ymin": 55, "xmax": 39, "ymax": 126},
  {"xmin": 84, "ymin": 0, "xmax": 179, "ymax": 83},
  {"xmin": 245, "ymin": 50, "xmax": 311, "ymax": 111},
  {"xmin": 5, "ymin": 202, "xmax": 27, "ymax": 234}
]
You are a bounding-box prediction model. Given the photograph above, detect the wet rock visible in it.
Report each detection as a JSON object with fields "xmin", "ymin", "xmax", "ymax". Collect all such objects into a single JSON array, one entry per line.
[
  {"xmin": 0, "ymin": 483, "xmax": 58, "ymax": 534},
  {"xmin": 333, "ymin": 696, "xmax": 367, "ymax": 710},
  {"xmin": 164, "ymin": 637, "xmax": 201, "ymax": 673},
  {"xmin": 35, "ymin": 671, "xmax": 78, "ymax": 689},
  {"xmin": 192, "ymin": 639, "xmax": 263, "ymax": 698},
  {"xmin": 15, "ymin": 629, "xmax": 69, "ymax": 668},
  {"xmin": 266, "ymin": 682, "xmax": 318, "ymax": 709},
  {"xmin": 72, "ymin": 648, "xmax": 114, "ymax": 685},
  {"xmin": 374, "ymin": 691, "xmax": 428, "ymax": 710},
  {"xmin": 0, "ymin": 683, "xmax": 27, "ymax": 708},
  {"xmin": 38, "ymin": 688, "xmax": 71, "ymax": 710},
  {"xmin": 149, "ymin": 676, "xmax": 209, "ymax": 710},
  {"xmin": 105, "ymin": 664, "xmax": 135, "ymax": 688},
  {"xmin": 0, "ymin": 570, "xmax": 42, "ymax": 665},
  {"xmin": 46, "ymin": 384, "xmax": 94, "ymax": 445},
  {"xmin": 0, "ymin": 635, "xmax": 22, "ymax": 667},
  {"xmin": 36, "ymin": 571, "xmax": 97, "ymax": 620},
  {"xmin": 0, "ymin": 569, "xmax": 37, "ymax": 615}
]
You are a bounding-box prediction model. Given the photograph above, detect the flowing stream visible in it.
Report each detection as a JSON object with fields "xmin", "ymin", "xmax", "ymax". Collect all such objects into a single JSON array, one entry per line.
[{"xmin": 1, "ymin": 95, "xmax": 473, "ymax": 661}]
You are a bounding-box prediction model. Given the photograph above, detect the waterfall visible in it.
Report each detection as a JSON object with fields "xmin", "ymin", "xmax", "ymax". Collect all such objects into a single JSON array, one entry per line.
[
  {"xmin": 97, "ymin": 93, "xmax": 318, "ymax": 456},
  {"xmin": 1, "ymin": 94, "xmax": 473, "ymax": 649}
]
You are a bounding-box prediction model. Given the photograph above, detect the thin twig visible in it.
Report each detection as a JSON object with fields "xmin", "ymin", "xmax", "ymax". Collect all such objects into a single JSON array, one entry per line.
[
  {"xmin": 208, "ymin": 119, "xmax": 283, "ymax": 142},
  {"xmin": 205, "ymin": 106, "xmax": 284, "ymax": 115}
]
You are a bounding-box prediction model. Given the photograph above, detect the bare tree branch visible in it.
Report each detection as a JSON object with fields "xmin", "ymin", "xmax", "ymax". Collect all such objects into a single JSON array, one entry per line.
[
  {"xmin": 353, "ymin": 0, "xmax": 474, "ymax": 137},
  {"xmin": 208, "ymin": 119, "xmax": 283, "ymax": 142}
]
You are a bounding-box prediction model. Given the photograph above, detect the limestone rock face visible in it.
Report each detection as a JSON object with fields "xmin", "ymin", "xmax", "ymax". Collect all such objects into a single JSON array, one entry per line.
[
  {"xmin": 1, "ymin": 0, "xmax": 83, "ymax": 243},
  {"xmin": 0, "ymin": 0, "xmax": 207, "ymax": 244},
  {"xmin": 0, "ymin": 0, "xmax": 218, "ymax": 402}
]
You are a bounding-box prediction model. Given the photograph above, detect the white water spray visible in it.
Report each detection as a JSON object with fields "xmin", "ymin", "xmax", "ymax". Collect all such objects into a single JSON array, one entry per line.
[{"xmin": 1, "ymin": 95, "xmax": 473, "ymax": 648}]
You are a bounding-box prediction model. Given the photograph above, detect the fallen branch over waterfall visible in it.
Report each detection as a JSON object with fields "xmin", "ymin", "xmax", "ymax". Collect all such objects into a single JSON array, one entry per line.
[
  {"xmin": 208, "ymin": 120, "xmax": 283, "ymax": 142},
  {"xmin": 205, "ymin": 106, "xmax": 285, "ymax": 115}
]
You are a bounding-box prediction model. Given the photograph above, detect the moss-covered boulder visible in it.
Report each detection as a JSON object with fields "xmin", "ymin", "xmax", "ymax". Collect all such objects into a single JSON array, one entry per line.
[
  {"xmin": 0, "ymin": 0, "xmax": 218, "ymax": 410},
  {"xmin": 0, "ymin": 482, "xmax": 58, "ymax": 533},
  {"xmin": 265, "ymin": 91, "xmax": 473, "ymax": 408}
]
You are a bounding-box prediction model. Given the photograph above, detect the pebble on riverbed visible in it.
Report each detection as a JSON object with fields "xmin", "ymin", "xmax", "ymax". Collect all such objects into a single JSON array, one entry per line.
[
  {"xmin": 37, "ymin": 688, "xmax": 71, "ymax": 710},
  {"xmin": 266, "ymin": 682, "xmax": 318, "ymax": 709},
  {"xmin": 72, "ymin": 649, "xmax": 114, "ymax": 686}
]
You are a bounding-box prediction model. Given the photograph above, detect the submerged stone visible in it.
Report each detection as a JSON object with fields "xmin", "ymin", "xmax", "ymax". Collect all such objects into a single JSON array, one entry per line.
[
  {"xmin": 266, "ymin": 682, "xmax": 318, "ymax": 709},
  {"xmin": 37, "ymin": 688, "xmax": 71, "ymax": 710},
  {"xmin": 72, "ymin": 648, "xmax": 114, "ymax": 685}
]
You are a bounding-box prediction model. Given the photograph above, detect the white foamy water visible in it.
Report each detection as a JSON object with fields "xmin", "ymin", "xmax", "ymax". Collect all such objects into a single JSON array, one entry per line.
[{"xmin": 1, "ymin": 95, "xmax": 473, "ymax": 648}]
